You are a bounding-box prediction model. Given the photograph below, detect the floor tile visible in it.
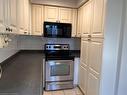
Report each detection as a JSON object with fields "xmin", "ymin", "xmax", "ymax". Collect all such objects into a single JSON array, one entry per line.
[
  {"xmin": 64, "ymin": 89, "xmax": 76, "ymax": 95},
  {"xmin": 52, "ymin": 90, "xmax": 64, "ymax": 95},
  {"xmin": 43, "ymin": 91, "xmax": 52, "ymax": 95},
  {"xmin": 74, "ymin": 87, "xmax": 83, "ymax": 95}
]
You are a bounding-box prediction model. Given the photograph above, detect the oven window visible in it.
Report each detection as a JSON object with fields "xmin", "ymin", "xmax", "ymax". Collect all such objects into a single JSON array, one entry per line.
[{"xmin": 50, "ymin": 64, "xmax": 70, "ymax": 76}]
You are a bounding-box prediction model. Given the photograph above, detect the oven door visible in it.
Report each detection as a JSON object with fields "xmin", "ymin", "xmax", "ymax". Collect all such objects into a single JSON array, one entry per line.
[{"xmin": 46, "ymin": 60, "xmax": 74, "ymax": 82}]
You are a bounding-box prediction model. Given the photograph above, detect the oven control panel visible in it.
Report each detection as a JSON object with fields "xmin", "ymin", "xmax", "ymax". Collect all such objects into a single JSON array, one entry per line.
[{"xmin": 45, "ymin": 44, "xmax": 69, "ymax": 50}]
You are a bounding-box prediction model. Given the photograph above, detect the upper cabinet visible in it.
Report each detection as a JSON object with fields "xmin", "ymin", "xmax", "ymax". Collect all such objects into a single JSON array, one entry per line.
[
  {"xmin": 44, "ymin": 6, "xmax": 73, "ymax": 23},
  {"xmin": 44, "ymin": 6, "xmax": 59, "ymax": 22},
  {"xmin": 91, "ymin": 0, "xmax": 105, "ymax": 38},
  {"xmin": 31, "ymin": 5, "xmax": 44, "ymax": 36},
  {"xmin": 3, "ymin": 0, "xmax": 17, "ymax": 34},
  {"xmin": 17, "ymin": 0, "xmax": 30, "ymax": 35},
  {"xmin": 59, "ymin": 8, "xmax": 72, "ymax": 23},
  {"xmin": 0, "ymin": 0, "xmax": 4, "ymax": 33},
  {"xmin": 78, "ymin": 0, "xmax": 105, "ymax": 38},
  {"xmin": 77, "ymin": 5, "xmax": 84, "ymax": 37},
  {"xmin": 82, "ymin": 1, "xmax": 93, "ymax": 38}
]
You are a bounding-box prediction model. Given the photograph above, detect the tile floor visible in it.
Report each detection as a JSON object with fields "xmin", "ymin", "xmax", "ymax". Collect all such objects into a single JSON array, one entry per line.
[{"xmin": 43, "ymin": 87, "xmax": 83, "ymax": 95}]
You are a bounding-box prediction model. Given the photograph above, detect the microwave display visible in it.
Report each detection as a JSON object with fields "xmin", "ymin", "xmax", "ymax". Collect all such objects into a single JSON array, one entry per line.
[{"xmin": 44, "ymin": 22, "xmax": 72, "ymax": 38}]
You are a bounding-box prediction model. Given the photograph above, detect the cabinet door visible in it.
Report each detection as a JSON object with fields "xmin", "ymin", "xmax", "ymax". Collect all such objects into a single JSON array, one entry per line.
[
  {"xmin": 87, "ymin": 73, "xmax": 99, "ymax": 95},
  {"xmin": 89, "ymin": 38, "xmax": 103, "ymax": 74},
  {"xmin": 71, "ymin": 9, "xmax": 77, "ymax": 37},
  {"xmin": 0, "ymin": 0, "xmax": 4, "ymax": 33},
  {"xmin": 91, "ymin": 0, "xmax": 105, "ymax": 38},
  {"xmin": 17, "ymin": 0, "xmax": 24, "ymax": 34},
  {"xmin": 77, "ymin": 6, "xmax": 83, "ymax": 37},
  {"xmin": 44, "ymin": 6, "xmax": 59, "ymax": 22},
  {"xmin": 59, "ymin": 8, "xmax": 72, "ymax": 23},
  {"xmin": 9, "ymin": 0, "xmax": 17, "ymax": 33},
  {"xmin": 79, "ymin": 65, "xmax": 88, "ymax": 95},
  {"xmin": 32, "ymin": 5, "xmax": 43, "ymax": 36},
  {"xmin": 80, "ymin": 38, "xmax": 89, "ymax": 67},
  {"xmin": 24, "ymin": 0, "xmax": 30, "ymax": 35},
  {"xmin": 82, "ymin": 1, "xmax": 93, "ymax": 38}
]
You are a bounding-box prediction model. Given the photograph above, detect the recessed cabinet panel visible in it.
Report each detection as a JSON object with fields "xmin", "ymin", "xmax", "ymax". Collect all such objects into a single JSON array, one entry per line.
[
  {"xmin": 17, "ymin": 0, "xmax": 24, "ymax": 34},
  {"xmin": 59, "ymin": 8, "xmax": 72, "ymax": 23},
  {"xmin": 0, "ymin": 0, "xmax": 4, "ymax": 33},
  {"xmin": 79, "ymin": 65, "xmax": 88, "ymax": 95},
  {"xmin": 44, "ymin": 6, "xmax": 59, "ymax": 22},
  {"xmin": 32, "ymin": 5, "xmax": 43, "ymax": 36},
  {"xmin": 87, "ymin": 73, "xmax": 99, "ymax": 95},
  {"xmin": 77, "ymin": 6, "xmax": 84, "ymax": 37},
  {"xmin": 82, "ymin": 1, "xmax": 93, "ymax": 38},
  {"xmin": 92, "ymin": 0, "xmax": 104, "ymax": 38},
  {"xmin": 81, "ymin": 39, "xmax": 89, "ymax": 66},
  {"xmin": 9, "ymin": 0, "xmax": 17, "ymax": 33},
  {"xmin": 89, "ymin": 39, "xmax": 103, "ymax": 73}
]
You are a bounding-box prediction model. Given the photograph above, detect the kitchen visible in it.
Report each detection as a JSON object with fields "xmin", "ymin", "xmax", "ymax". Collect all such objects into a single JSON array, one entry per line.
[{"xmin": 0, "ymin": 0, "xmax": 127, "ymax": 95}]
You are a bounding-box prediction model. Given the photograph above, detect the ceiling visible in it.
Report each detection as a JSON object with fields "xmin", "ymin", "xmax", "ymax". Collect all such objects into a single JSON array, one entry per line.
[{"xmin": 31, "ymin": 0, "xmax": 88, "ymax": 8}]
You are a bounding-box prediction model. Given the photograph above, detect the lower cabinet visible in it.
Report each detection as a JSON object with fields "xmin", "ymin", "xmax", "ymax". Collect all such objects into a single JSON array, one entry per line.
[
  {"xmin": 79, "ymin": 64, "xmax": 88, "ymax": 95},
  {"xmin": 79, "ymin": 38, "xmax": 103, "ymax": 95}
]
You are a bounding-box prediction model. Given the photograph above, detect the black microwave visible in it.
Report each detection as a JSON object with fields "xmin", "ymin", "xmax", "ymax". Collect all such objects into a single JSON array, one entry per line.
[{"xmin": 44, "ymin": 22, "xmax": 72, "ymax": 38}]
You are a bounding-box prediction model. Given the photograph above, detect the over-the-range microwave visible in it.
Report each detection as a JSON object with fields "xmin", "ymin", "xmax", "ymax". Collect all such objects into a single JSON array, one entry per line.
[{"xmin": 44, "ymin": 22, "xmax": 72, "ymax": 38}]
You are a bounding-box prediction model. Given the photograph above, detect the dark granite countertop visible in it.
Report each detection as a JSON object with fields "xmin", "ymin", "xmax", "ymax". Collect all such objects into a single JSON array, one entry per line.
[
  {"xmin": 0, "ymin": 50, "xmax": 80, "ymax": 95},
  {"xmin": 0, "ymin": 52, "xmax": 44, "ymax": 95}
]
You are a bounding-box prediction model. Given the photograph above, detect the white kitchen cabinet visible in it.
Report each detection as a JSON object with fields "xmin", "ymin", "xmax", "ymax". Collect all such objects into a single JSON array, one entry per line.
[
  {"xmin": 87, "ymin": 73, "xmax": 99, "ymax": 95},
  {"xmin": 79, "ymin": 64, "xmax": 88, "ymax": 95},
  {"xmin": 80, "ymin": 38, "xmax": 89, "ymax": 67},
  {"xmin": 17, "ymin": 0, "xmax": 24, "ymax": 34},
  {"xmin": 79, "ymin": 38, "xmax": 103, "ymax": 95},
  {"xmin": 44, "ymin": 6, "xmax": 73, "ymax": 23},
  {"xmin": 82, "ymin": 0, "xmax": 93, "ymax": 38},
  {"xmin": 32, "ymin": 5, "xmax": 44, "ymax": 36},
  {"xmin": 71, "ymin": 9, "xmax": 78, "ymax": 37},
  {"xmin": 59, "ymin": 8, "xmax": 72, "ymax": 23},
  {"xmin": 3, "ymin": 0, "xmax": 17, "ymax": 34},
  {"xmin": 91, "ymin": 0, "xmax": 105, "ymax": 38},
  {"xmin": 77, "ymin": 5, "xmax": 84, "ymax": 37},
  {"xmin": 44, "ymin": 6, "xmax": 59, "ymax": 22},
  {"xmin": 24, "ymin": 0, "xmax": 30, "ymax": 35},
  {"xmin": 89, "ymin": 38, "xmax": 103, "ymax": 74},
  {"xmin": 0, "ymin": 0, "xmax": 5, "ymax": 33}
]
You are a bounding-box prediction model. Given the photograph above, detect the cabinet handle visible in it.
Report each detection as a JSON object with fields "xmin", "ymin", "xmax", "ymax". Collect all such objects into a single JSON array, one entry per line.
[
  {"xmin": 88, "ymin": 38, "xmax": 91, "ymax": 41},
  {"xmin": 6, "ymin": 27, "xmax": 9, "ymax": 31},
  {"xmin": 88, "ymin": 35, "xmax": 91, "ymax": 38}
]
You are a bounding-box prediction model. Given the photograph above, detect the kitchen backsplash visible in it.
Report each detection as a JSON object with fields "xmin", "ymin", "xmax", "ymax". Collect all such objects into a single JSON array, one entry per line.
[{"xmin": 18, "ymin": 36, "xmax": 81, "ymax": 50}]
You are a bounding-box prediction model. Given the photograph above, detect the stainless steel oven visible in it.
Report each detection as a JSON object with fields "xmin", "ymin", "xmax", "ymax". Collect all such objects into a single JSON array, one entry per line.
[
  {"xmin": 46, "ymin": 60, "xmax": 74, "ymax": 81},
  {"xmin": 44, "ymin": 44, "xmax": 74, "ymax": 90}
]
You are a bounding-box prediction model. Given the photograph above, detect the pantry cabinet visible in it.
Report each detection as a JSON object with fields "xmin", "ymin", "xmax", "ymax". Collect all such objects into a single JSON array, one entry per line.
[
  {"xmin": 44, "ymin": 6, "xmax": 73, "ymax": 23},
  {"xmin": 82, "ymin": 0, "xmax": 93, "ymax": 38},
  {"xmin": 32, "ymin": 5, "xmax": 44, "ymax": 36},
  {"xmin": 79, "ymin": 64, "xmax": 88, "ymax": 95},
  {"xmin": 79, "ymin": 38, "xmax": 103, "ymax": 95},
  {"xmin": 0, "ymin": 0, "xmax": 4, "ymax": 33},
  {"xmin": 91, "ymin": 0, "xmax": 105, "ymax": 38}
]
